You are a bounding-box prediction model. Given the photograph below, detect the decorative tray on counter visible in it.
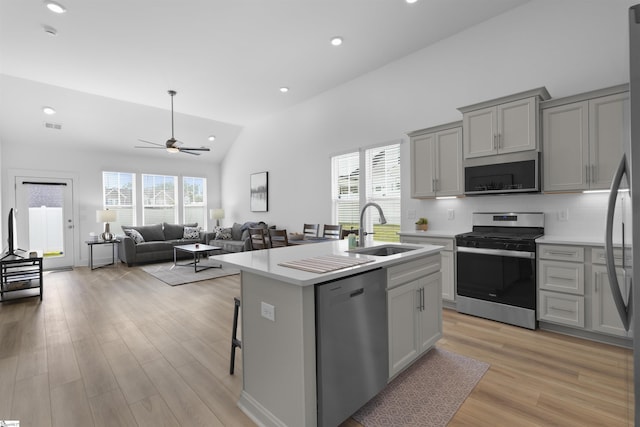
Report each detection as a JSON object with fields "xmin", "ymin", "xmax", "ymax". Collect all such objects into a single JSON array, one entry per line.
[{"xmin": 278, "ymin": 255, "xmax": 373, "ymax": 274}]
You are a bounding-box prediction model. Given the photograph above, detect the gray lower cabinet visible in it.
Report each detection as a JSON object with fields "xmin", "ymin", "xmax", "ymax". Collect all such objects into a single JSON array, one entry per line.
[
  {"xmin": 537, "ymin": 243, "xmax": 632, "ymax": 339},
  {"xmin": 387, "ymin": 255, "xmax": 442, "ymax": 378},
  {"xmin": 399, "ymin": 235, "xmax": 455, "ymax": 302}
]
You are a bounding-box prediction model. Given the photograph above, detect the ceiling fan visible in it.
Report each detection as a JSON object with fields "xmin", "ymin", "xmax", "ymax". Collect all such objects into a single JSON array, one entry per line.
[{"xmin": 135, "ymin": 90, "xmax": 210, "ymax": 156}]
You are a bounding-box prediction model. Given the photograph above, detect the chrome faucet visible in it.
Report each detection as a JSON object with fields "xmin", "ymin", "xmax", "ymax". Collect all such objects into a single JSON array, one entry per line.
[{"xmin": 359, "ymin": 202, "xmax": 387, "ymax": 246}]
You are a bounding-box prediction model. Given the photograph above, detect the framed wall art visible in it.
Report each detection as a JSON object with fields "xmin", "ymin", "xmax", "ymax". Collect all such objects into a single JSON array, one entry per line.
[{"xmin": 250, "ymin": 172, "xmax": 268, "ymax": 212}]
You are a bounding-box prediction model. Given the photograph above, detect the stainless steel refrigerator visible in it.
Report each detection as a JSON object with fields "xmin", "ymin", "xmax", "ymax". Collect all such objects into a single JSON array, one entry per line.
[{"xmin": 604, "ymin": 5, "xmax": 640, "ymax": 424}]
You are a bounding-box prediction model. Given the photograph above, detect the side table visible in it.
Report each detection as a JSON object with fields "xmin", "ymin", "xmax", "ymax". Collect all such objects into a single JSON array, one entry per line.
[{"xmin": 86, "ymin": 239, "xmax": 119, "ymax": 270}]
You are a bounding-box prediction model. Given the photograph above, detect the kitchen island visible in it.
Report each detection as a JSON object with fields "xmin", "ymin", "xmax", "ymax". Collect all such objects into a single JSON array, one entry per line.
[{"xmin": 214, "ymin": 239, "xmax": 443, "ymax": 427}]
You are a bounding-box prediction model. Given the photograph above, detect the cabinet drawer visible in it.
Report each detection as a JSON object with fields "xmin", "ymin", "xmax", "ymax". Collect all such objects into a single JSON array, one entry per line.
[
  {"xmin": 400, "ymin": 236, "xmax": 453, "ymax": 251},
  {"xmin": 539, "ymin": 260, "xmax": 584, "ymax": 295},
  {"xmin": 538, "ymin": 290, "xmax": 585, "ymax": 327},
  {"xmin": 591, "ymin": 247, "xmax": 632, "ymax": 266},
  {"xmin": 538, "ymin": 244, "xmax": 584, "ymax": 262},
  {"xmin": 387, "ymin": 255, "xmax": 440, "ymax": 290}
]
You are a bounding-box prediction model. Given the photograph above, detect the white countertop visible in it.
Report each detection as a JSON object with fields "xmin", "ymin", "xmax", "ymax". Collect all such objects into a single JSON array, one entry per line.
[{"xmin": 212, "ymin": 239, "xmax": 443, "ymax": 286}]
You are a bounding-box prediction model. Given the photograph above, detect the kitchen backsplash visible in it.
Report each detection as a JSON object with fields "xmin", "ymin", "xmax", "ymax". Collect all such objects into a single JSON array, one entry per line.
[{"xmin": 405, "ymin": 192, "xmax": 611, "ymax": 239}]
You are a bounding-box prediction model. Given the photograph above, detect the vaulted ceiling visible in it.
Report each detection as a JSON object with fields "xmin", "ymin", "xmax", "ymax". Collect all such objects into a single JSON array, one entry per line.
[{"xmin": 0, "ymin": 0, "xmax": 530, "ymax": 162}]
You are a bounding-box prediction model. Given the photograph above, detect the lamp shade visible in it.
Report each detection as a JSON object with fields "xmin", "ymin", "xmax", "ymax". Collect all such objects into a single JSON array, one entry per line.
[
  {"xmin": 96, "ymin": 209, "xmax": 117, "ymax": 223},
  {"xmin": 210, "ymin": 208, "xmax": 225, "ymax": 220}
]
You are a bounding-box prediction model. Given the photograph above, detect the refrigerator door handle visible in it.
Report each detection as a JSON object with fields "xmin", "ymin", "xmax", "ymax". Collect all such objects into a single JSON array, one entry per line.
[{"xmin": 605, "ymin": 154, "xmax": 632, "ymax": 331}]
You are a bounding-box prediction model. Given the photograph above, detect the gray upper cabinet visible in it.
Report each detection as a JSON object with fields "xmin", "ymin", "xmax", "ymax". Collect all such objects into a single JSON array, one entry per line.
[
  {"xmin": 459, "ymin": 88, "xmax": 550, "ymax": 160},
  {"xmin": 542, "ymin": 86, "xmax": 629, "ymax": 192},
  {"xmin": 409, "ymin": 122, "xmax": 463, "ymax": 198}
]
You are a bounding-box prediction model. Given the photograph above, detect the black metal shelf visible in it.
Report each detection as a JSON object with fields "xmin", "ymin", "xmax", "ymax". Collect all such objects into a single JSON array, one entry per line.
[{"xmin": 1, "ymin": 256, "xmax": 43, "ymax": 302}]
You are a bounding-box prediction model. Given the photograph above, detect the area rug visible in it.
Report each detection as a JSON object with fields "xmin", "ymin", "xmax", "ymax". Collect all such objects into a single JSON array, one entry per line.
[
  {"xmin": 140, "ymin": 260, "xmax": 240, "ymax": 286},
  {"xmin": 352, "ymin": 348, "xmax": 489, "ymax": 427}
]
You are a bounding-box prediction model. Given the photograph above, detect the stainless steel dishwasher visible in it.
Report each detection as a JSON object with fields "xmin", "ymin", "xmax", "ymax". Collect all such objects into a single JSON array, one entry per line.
[{"xmin": 315, "ymin": 267, "xmax": 388, "ymax": 427}]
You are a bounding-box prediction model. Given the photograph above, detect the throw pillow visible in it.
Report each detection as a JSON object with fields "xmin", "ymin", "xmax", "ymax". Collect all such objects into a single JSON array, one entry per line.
[
  {"xmin": 214, "ymin": 226, "xmax": 232, "ymax": 240},
  {"xmin": 183, "ymin": 226, "xmax": 201, "ymax": 239},
  {"xmin": 124, "ymin": 228, "xmax": 145, "ymax": 244}
]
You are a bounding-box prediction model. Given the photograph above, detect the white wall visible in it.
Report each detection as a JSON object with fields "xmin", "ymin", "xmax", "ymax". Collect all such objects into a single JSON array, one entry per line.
[
  {"xmin": 1, "ymin": 145, "xmax": 221, "ymax": 266},
  {"xmin": 221, "ymin": 0, "xmax": 636, "ymax": 239}
]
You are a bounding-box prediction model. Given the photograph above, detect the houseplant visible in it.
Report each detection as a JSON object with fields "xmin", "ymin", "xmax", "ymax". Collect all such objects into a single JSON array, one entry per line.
[{"xmin": 415, "ymin": 217, "xmax": 428, "ymax": 231}]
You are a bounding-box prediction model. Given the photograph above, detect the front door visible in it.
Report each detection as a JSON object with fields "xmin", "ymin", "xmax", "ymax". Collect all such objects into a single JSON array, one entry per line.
[{"xmin": 15, "ymin": 177, "xmax": 74, "ymax": 270}]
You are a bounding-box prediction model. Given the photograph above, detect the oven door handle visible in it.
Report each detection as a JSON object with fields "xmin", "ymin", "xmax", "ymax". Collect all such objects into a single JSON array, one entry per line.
[{"xmin": 457, "ymin": 246, "xmax": 535, "ymax": 259}]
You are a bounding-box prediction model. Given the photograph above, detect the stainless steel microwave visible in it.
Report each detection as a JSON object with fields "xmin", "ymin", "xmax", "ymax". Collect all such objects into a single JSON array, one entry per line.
[{"xmin": 464, "ymin": 153, "xmax": 540, "ymax": 195}]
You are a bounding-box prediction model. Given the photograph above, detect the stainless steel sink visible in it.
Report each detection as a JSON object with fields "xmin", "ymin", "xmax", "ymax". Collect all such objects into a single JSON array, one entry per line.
[{"xmin": 347, "ymin": 244, "xmax": 420, "ymax": 256}]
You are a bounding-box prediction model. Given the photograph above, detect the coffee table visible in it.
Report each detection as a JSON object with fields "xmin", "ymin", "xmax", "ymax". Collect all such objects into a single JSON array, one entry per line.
[{"xmin": 172, "ymin": 244, "xmax": 222, "ymax": 273}]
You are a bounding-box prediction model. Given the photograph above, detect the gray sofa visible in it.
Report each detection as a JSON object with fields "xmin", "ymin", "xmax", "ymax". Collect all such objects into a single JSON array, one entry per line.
[
  {"xmin": 207, "ymin": 221, "xmax": 271, "ymax": 253},
  {"xmin": 118, "ymin": 222, "xmax": 214, "ymax": 266}
]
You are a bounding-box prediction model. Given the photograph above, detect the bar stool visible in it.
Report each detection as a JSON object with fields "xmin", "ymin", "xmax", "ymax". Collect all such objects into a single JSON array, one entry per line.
[{"xmin": 230, "ymin": 297, "xmax": 242, "ymax": 375}]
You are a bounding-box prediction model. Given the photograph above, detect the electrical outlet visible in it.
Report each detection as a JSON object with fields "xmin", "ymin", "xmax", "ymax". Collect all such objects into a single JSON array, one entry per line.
[
  {"xmin": 558, "ymin": 209, "xmax": 569, "ymax": 221},
  {"xmin": 447, "ymin": 209, "xmax": 455, "ymax": 220},
  {"xmin": 261, "ymin": 302, "xmax": 275, "ymax": 321}
]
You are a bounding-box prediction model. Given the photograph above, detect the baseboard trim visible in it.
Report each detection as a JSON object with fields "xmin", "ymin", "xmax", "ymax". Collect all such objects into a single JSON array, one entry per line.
[{"xmin": 238, "ymin": 391, "xmax": 288, "ymax": 427}]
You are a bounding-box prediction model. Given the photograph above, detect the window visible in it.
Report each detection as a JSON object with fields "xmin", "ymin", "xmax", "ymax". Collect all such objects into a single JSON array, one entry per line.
[
  {"xmin": 331, "ymin": 152, "xmax": 360, "ymax": 234},
  {"xmin": 183, "ymin": 176, "xmax": 207, "ymax": 227},
  {"xmin": 142, "ymin": 174, "xmax": 177, "ymax": 225},
  {"xmin": 365, "ymin": 144, "xmax": 401, "ymax": 242},
  {"xmin": 103, "ymin": 171, "xmax": 136, "ymax": 232},
  {"xmin": 331, "ymin": 142, "xmax": 401, "ymax": 242}
]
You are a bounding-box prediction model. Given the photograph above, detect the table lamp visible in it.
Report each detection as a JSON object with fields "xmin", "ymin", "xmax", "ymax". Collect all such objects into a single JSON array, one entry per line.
[
  {"xmin": 96, "ymin": 209, "xmax": 117, "ymax": 241},
  {"xmin": 210, "ymin": 208, "xmax": 224, "ymax": 227}
]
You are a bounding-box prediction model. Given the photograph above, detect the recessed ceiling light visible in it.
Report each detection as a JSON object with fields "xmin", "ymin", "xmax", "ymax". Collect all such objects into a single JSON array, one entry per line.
[
  {"xmin": 406, "ymin": 0, "xmax": 418, "ymax": 4},
  {"xmin": 330, "ymin": 37, "xmax": 343, "ymax": 46},
  {"xmin": 208, "ymin": 135, "xmax": 216, "ymax": 142},
  {"xmin": 45, "ymin": 1, "xmax": 66, "ymax": 14},
  {"xmin": 43, "ymin": 106, "xmax": 56, "ymax": 115},
  {"xmin": 280, "ymin": 87, "xmax": 289, "ymax": 93},
  {"xmin": 43, "ymin": 25, "xmax": 58, "ymax": 36}
]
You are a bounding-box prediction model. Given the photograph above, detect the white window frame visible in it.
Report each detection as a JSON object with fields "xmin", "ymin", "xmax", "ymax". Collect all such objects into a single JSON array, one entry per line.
[
  {"xmin": 102, "ymin": 171, "xmax": 136, "ymax": 233},
  {"xmin": 331, "ymin": 141, "xmax": 401, "ymax": 242},
  {"xmin": 183, "ymin": 176, "xmax": 207, "ymax": 227},
  {"xmin": 142, "ymin": 174, "xmax": 178, "ymax": 225}
]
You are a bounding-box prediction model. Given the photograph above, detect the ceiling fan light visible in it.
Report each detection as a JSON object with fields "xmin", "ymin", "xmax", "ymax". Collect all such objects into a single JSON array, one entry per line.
[
  {"xmin": 208, "ymin": 135, "xmax": 216, "ymax": 142},
  {"xmin": 43, "ymin": 106, "xmax": 56, "ymax": 115},
  {"xmin": 166, "ymin": 147, "xmax": 179, "ymax": 153}
]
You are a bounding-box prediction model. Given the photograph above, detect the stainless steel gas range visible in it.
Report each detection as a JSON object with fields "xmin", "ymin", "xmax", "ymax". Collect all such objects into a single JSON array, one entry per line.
[{"xmin": 455, "ymin": 212, "xmax": 544, "ymax": 329}]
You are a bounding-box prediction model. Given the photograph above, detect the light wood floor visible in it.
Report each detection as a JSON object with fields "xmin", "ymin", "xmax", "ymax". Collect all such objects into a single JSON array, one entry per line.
[{"xmin": 0, "ymin": 265, "xmax": 633, "ymax": 426}]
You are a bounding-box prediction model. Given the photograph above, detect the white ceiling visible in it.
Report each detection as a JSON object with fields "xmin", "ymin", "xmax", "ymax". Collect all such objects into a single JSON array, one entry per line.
[{"xmin": 0, "ymin": 0, "xmax": 530, "ymax": 163}]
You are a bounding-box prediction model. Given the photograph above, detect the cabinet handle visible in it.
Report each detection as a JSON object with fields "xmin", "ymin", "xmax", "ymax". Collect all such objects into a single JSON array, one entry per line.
[
  {"xmin": 417, "ymin": 289, "xmax": 422, "ymax": 311},
  {"xmin": 585, "ymin": 165, "xmax": 590, "ymax": 184},
  {"xmin": 594, "ymin": 276, "xmax": 598, "ymax": 293},
  {"xmin": 421, "ymin": 287, "xmax": 425, "ymax": 311},
  {"xmin": 493, "ymin": 134, "xmax": 497, "ymax": 150},
  {"xmin": 498, "ymin": 133, "xmax": 502, "ymax": 149},
  {"xmin": 546, "ymin": 251, "xmax": 576, "ymax": 257},
  {"xmin": 550, "ymin": 306, "xmax": 575, "ymax": 313},
  {"xmin": 548, "ymin": 275, "xmax": 574, "ymax": 282}
]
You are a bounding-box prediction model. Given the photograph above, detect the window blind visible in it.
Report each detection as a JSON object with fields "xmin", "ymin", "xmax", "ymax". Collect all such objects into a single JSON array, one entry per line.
[
  {"xmin": 142, "ymin": 174, "xmax": 177, "ymax": 225},
  {"xmin": 102, "ymin": 171, "xmax": 136, "ymax": 233},
  {"xmin": 183, "ymin": 176, "xmax": 207, "ymax": 227},
  {"xmin": 331, "ymin": 151, "xmax": 360, "ymax": 229},
  {"xmin": 365, "ymin": 144, "xmax": 401, "ymax": 242}
]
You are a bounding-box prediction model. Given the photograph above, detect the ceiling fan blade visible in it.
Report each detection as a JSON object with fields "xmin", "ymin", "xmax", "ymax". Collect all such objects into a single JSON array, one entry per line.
[
  {"xmin": 179, "ymin": 147, "xmax": 211, "ymax": 152},
  {"xmin": 134, "ymin": 145, "xmax": 165, "ymax": 149},
  {"xmin": 180, "ymin": 150, "xmax": 200, "ymax": 156},
  {"xmin": 138, "ymin": 139, "xmax": 165, "ymax": 147}
]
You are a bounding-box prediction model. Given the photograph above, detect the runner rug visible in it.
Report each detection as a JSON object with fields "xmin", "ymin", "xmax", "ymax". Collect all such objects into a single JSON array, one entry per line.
[
  {"xmin": 352, "ymin": 348, "xmax": 489, "ymax": 427},
  {"xmin": 140, "ymin": 260, "xmax": 240, "ymax": 286}
]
